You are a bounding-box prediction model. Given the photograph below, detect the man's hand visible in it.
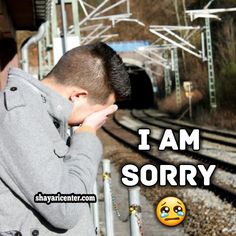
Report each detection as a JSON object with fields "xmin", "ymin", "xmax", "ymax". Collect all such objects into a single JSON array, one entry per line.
[{"xmin": 75, "ymin": 105, "xmax": 118, "ymax": 134}]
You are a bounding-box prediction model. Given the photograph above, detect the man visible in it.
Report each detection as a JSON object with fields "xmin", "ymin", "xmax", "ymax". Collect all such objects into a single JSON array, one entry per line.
[{"xmin": 0, "ymin": 42, "xmax": 130, "ymax": 235}]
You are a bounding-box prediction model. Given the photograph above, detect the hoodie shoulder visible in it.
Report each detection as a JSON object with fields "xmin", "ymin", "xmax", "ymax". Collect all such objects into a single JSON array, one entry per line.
[
  {"xmin": 3, "ymin": 72, "xmax": 46, "ymax": 111},
  {"xmin": 3, "ymin": 86, "xmax": 26, "ymax": 111}
]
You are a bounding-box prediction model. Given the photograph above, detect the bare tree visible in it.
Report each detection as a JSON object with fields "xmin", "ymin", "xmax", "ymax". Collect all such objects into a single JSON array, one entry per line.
[
  {"xmin": 216, "ymin": 16, "xmax": 236, "ymax": 64},
  {"xmin": 182, "ymin": 0, "xmax": 188, "ymax": 26},
  {"xmin": 173, "ymin": 0, "xmax": 181, "ymax": 26}
]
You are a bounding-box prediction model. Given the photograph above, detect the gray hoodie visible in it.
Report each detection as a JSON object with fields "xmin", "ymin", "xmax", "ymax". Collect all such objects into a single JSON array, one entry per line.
[{"xmin": 0, "ymin": 68, "xmax": 102, "ymax": 235}]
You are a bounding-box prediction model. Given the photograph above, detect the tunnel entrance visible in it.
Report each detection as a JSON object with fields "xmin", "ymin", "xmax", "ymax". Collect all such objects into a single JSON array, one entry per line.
[{"xmin": 117, "ymin": 65, "xmax": 155, "ymax": 109}]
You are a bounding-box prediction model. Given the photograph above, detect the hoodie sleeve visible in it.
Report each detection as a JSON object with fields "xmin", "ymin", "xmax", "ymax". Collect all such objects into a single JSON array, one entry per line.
[{"xmin": 0, "ymin": 97, "xmax": 103, "ymax": 229}]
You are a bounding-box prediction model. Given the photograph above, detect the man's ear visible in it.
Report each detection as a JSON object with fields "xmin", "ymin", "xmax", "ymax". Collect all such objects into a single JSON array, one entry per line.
[{"xmin": 69, "ymin": 89, "xmax": 88, "ymax": 102}]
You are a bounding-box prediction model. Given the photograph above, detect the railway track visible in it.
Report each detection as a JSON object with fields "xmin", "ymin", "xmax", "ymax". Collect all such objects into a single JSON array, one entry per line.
[
  {"xmin": 119, "ymin": 110, "xmax": 236, "ymax": 173},
  {"xmin": 103, "ymin": 109, "xmax": 236, "ymax": 207},
  {"xmin": 143, "ymin": 109, "xmax": 236, "ymax": 147},
  {"xmin": 130, "ymin": 109, "xmax": 236, "ymax": 173}
]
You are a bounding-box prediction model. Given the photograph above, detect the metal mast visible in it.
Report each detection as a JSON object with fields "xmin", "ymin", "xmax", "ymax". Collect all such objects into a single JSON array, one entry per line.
[
  {"xmin": 172, "ymin": 47, "xmax": 181, "ymax": 107},
  {"xmin": 205, "ymin": 18, "xmax": 216, "ymax": 109},
  {"xmin": 163, "ymin": 50, "xmax": 172, "ymax": 97}
]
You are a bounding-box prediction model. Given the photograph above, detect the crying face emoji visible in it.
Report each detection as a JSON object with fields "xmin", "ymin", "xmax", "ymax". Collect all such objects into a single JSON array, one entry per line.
[{"xmin": 156, "ymin": 196, "xmax": 186, "ymax": 226}]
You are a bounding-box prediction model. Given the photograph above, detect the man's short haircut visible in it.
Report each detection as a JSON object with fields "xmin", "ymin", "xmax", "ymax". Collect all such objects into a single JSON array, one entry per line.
[{"xmin": 47, "ymin": 42, "xmax": 130, "ymax": 103}]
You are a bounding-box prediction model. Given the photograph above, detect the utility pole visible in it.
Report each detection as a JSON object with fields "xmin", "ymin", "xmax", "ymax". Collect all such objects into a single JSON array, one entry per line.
[
  {"xmin": 172, "ymin": 47, "xmax": 182, "ymax": 108},
  {"xmin": 205, "ymin": 18, "xmax": 217, "ymax": 109},
  {"xmin": 163, "ymin": 49, "xmax": 172, "ymax": 97},
  {"xmin": 72, "ymin": 0, "xmax": 81, "ymax": 45}
]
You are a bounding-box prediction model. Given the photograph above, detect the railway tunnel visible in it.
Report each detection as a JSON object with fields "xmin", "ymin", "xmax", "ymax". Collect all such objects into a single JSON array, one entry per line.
[
  {"xmin": 107, "ymin": 42, "xmax": 158, "ymax": 110},
  {"xmin": 117, "ymin": 64, "xmax": 155, "ymax": 109}
]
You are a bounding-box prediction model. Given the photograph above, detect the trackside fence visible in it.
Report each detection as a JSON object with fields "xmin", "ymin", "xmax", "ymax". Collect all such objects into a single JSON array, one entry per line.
[{"xmin": 92, "ymin": 159, "xmax": 143, "ymax": 236}]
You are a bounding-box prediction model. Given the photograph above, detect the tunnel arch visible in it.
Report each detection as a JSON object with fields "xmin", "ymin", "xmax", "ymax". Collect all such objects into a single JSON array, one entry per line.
[{"xmin": 117, "ymin": 58, "xmax": 155, "ymax": 109}]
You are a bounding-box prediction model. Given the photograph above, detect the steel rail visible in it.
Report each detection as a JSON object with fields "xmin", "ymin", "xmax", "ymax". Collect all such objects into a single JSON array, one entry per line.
[{"xmin": 102, "ymin": 113, "xmax": 236, "ymax": 207}]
